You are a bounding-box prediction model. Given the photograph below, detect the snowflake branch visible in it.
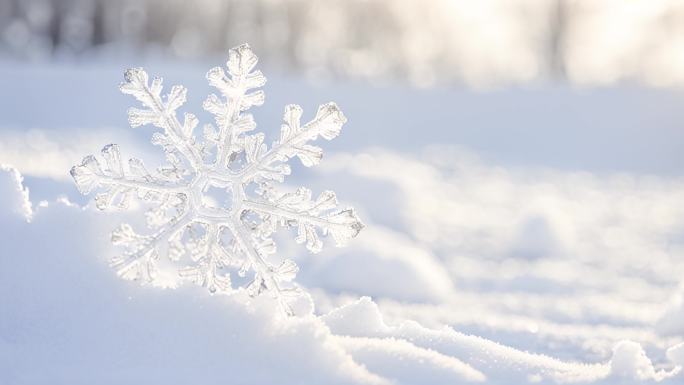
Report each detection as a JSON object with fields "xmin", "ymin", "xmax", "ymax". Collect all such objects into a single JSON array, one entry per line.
[
  {"xmin": 71, "ymin": 144, "xmax": 188, "ymax": 210},
  {"xmin": 229, "ymin": 220, "xmax": 303, "ymax": 315},
  {"xmin": 227, "ymin": 221, "xmax": 290, "ymax": 302},
  {"xmin": 111, "ymin": 213, "xmax": 193, "ymax": 281},
  {"xmin": 213, "ymin": 99, "xmax": 240, "ymax": 169},
  {"xmin": 238, "ymin": 103, "xmax": 346, "ymax": 183},
  {"xmin": 94, "ymin": 175, "xmax": 185, "ymax": 194},
  {"xmin": 230, "ymin": 221, "xmax": 276, "ymax": 282},
  {"xmin": 121, "ymin": 68, "xmax": 203, "ymax": 168},
  {"xmin": 243, "ymin": 200, "xmax": 363, "ymax": 232},
  {"xmin": 242, "ymin": 200, "xmax": 346, "ymax": 231},
  {"xmin": 178, "ymin": 224, "xmax": 232, "ymax": 293},
  {"xmin": 204, "ymin": 44, "xmax": 265, "ymax": 169},
  {"xmin": 242, "ymin": 198, "xmax": 363, "ymax": 253}
]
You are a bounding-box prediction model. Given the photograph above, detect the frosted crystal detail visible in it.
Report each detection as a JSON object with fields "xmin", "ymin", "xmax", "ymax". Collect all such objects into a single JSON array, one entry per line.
[{"xmin": 70, "ymin": 43, "xmax": 363, "ymax": 315}]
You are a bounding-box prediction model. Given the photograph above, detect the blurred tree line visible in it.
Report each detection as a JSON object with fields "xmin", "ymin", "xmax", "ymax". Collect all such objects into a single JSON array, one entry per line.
[
  {"xmin": 0, "ymin": 0, "xmax": 561, "ymax": 84},
  {"xmin": 2, "ymin": 0, "xmax": 683, "ymax": 87}
]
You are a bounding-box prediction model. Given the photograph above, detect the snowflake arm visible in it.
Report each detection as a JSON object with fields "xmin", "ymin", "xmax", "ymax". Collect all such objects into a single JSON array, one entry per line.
[
  {"xmin": 70, "ymin": 43, "xmax": 364, "ymax": 315},
  {"xmin": 242, "ymin": 188, "xmax": 363, "ymax": 253},
  {"xmin": 110, "ymin": 212, "xmax": 193, "ymax": 281},
  {"xmin": 177, "ymin": 223, "xmax": 233, "ymax": 293},
  {"xmin": 238, "ymin": 103, "xmax": 347, "ymax": 183},
  {"xmin": 203, "ymin": 44, "xmax": 266, "ymax": 169},
  {"xmin": 120, "ymin": 68, "xmax": 203, "ymax": 169},
  {"xmin": 70, "ymin": 144, "xmax": 187, "ymax": 210}
]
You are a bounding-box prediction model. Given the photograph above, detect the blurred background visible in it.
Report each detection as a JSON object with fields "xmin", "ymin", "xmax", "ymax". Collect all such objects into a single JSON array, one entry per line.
[
  {"xmin": 3, "ymin": 0, "xmax": 684, "ymax": 87},
  {"xmin": 2, "ymin": 0, "xmax": 684, "ymax": 372}
]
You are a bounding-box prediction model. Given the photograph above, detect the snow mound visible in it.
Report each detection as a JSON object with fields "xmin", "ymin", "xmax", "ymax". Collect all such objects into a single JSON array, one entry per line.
[
  {"xmin": 323, "ymin": 297, "xmax": 485, "ymax": 383},
  {"xmin": 323, "ymin": 296, "xmax": 389, "ymax": 335},
  {"xmin": 0, "ymin": 168, "xmax": 383, "ymax": 385},
  {"xmin": 3, "ymin": 156, "xmax": 684, "ymax": 385},
  {"xmin": 334, "ymin": 336, "xmax": 486, "ymax": 383},
  {"xmin": 303, "ymin": 226, "xmax": 454, "ymax": 302},
  {"xmin": 0, "ymin": 165, "xmax": 32, "ymax": 222},
  {"xmin": 608, "ymin": 340, "xmax": 657, "ymax": 380},
  {"xmin": 324, "ymin": 297, "xmax": 612, "ymax": 384}
]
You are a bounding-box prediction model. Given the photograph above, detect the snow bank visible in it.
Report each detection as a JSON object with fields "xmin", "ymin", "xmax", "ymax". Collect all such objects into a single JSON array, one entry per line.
[
  {"xmin": 0, "ymin": 164, "xmax": 32, "ymax": 222},
  {"xmin": 0, "ymin": 167, "xmax": 582, "ymax": 385},
  {"xmin": 324, "ymin": 297, "xmax": 613, "ymax": 384},
  {"xmin": 608, "ymin": 340, "xmax": 658, "ymax": 380},
  {"xmin": 0, "ymin": 165, "xmax": 577, "ymax": 384},
  {"xmin": 318, "ymin": 148, "xmax": 684, "ymax": 358},
  {"xmin": 333, "ymin": 336, "xmax": 486, "ymax": 383},
  {"xmin": 0, "ymin": 167, "xmax": 385, "ymax": 385},
  {"xmin": 324, "ymin": 297, "xmax": 684, "ymax": 384},
  {"xmin": 299, "ymin": 225, "xmax": 455, "ymax": 302},
  {"xmin": 6, "ymin": 165, "xmax": 682, "ymax": 385},
  {"xmin": 0, "ymin": 166, "xmax": 480, "ymax": 385}
]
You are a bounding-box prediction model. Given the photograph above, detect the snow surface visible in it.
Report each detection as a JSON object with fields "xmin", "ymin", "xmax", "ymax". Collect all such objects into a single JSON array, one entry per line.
[{"xmin": 1, "ymin": 61, "xmax": 684, "ymax": 384}]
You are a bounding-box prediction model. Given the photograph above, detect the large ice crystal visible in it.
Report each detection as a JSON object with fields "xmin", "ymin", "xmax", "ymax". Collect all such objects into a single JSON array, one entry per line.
[{"xmin": 70, "ymin": 44, "xmax": 363, "ymax": 315}]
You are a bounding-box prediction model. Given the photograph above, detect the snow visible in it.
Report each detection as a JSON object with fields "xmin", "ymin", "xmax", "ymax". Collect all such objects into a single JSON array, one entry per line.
[
  {"xmin": 2, "ymin": 59, "xmax": 684, "ymax": 384},
  {"xmin": 608, "ymin": 341, "xmax": 662, "ymax": 381},
  {"xmin": 0, "ymin": 165, "xmax": 32, "ymax": 221},
  {"xmin": 325, "ymin": 297, "xmax": 610, "ymax": 384},
  {"xmin": 0, "ymin": 171, "xmax": 380, "ymax": 385},
  {"xmin": 302, "ymin": 226, "xmax": 455, "ymax": 302},
  {"xmin": 2, "ymin": 161, "xmax": 683, "ymax": 384}
]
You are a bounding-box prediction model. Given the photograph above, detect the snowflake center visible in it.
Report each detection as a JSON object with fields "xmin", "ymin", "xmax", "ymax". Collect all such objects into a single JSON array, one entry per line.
[
  {"xmin": 200, "ymin": 183, "xmax": 233, "ymax": 211},
  {"xmin": 184, "ymin": 174, "xmax": 244, "ymax": 220}
]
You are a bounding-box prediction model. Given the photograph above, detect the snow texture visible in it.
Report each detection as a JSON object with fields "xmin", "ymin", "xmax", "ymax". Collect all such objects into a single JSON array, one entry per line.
[
  {"xmin": 3, "ymin": 157, "xmax": 684, "ymax": 384},
  {"xmin": 0, "ymin": 164, "xmax": 32, "ymax": 222},
  {"xmin": 69, "ymin": 44, "xmax": 363, "ymax": 315},
  {"xmin": 3, "ymin": 59, "xmax": 684, "ymax": 385}
]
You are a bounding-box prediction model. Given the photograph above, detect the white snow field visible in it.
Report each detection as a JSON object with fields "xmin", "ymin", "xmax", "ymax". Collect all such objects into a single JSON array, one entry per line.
[{"xmin": 1, "ymin": 59, "xmax": 684, "ymax": 384}]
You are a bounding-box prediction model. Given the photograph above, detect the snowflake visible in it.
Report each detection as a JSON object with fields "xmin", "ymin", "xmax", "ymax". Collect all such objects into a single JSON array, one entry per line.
[{"xmin": 70, "ymin": 44, "xmax": 363, "ymax": 315}]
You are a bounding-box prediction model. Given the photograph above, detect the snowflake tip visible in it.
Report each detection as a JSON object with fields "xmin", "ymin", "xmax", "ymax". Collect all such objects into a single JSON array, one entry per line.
[
  {"xmin": 70, "ymin": 155, "xmax": 101, "ymax": 195},
  {"xmin": 101, "ymin": 144, "xmax": 123, "ymax": 177},
  {"xmin": 274, "ymin": 259, "xmax": 299, "ymax": 282},
  {"xmin": 119, "ymin": 67, "xmax": 147, "ymax": 94},
  {"xmin": 111, "ymin": 223, "xmax": 138, "ymax": 246},
  {"xmin": 328, "ymin": 208, "xmax": 365, "ymax": 246},
  {"xmin": 206, "ymin": 66, "xmax": 226, "ymax": 85},
  {"xmin": 227, "ymin": 43, "xmax": 259, "ymax": 77},
  {"xmin": 315, "ymin": 102, "xmax": 347, "ymax": 140}
]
